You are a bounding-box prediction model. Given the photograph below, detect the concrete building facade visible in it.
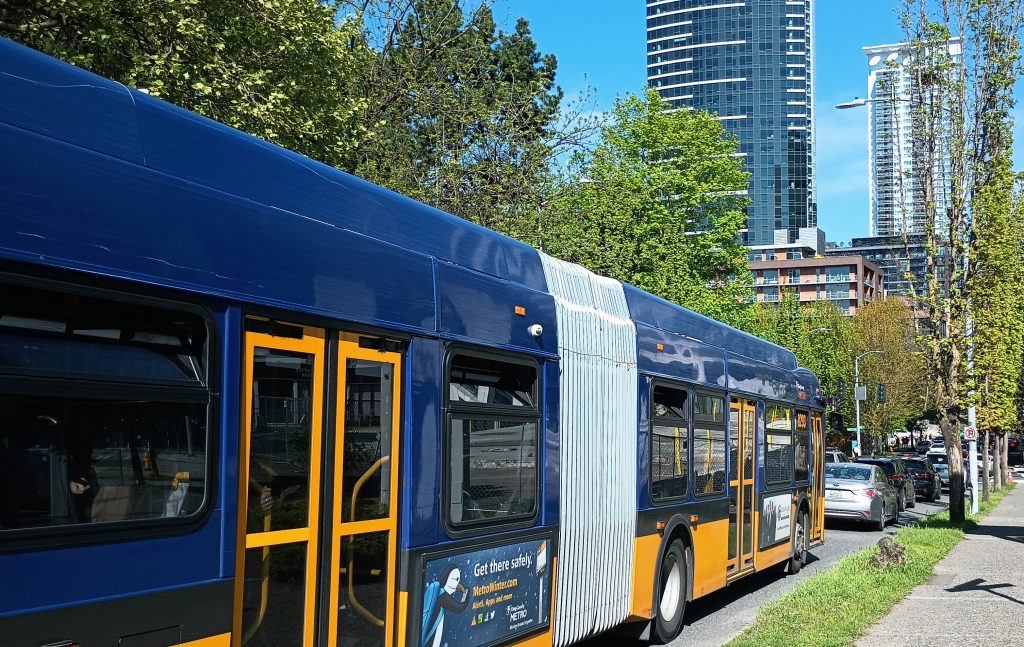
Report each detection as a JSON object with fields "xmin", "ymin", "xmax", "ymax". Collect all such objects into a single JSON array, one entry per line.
[{"xmin": 750, "ymin": 253, "xmax": 883, "ymax": 315}]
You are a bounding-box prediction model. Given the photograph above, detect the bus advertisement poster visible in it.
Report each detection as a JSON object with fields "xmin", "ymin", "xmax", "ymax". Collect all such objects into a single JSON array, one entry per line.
[
  {"xmin": 421, "ymin": 537, "xmax": 550, "ymax": 647},
  {"xmin": 758, "ymin": 493, "xmax": 792, "ymax": 548}
]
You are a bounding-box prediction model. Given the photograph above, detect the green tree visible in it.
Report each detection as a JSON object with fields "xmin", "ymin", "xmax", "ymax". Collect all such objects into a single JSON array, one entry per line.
[
  {"xmin": 899, "ymin": 0, "xmax": 1024, "ymax": 520},
  {"xmin": 850, "ymin": 298, "xmax": 927, "ymax": 454},
  {"xmin": 970, "ymin": 159, "xmax": 1024, "ymax": 496},
  {"xmin": 546, "ymin": 89, "xmax": 752, "ymax": 327},
  {"xmin": 2, "ymin": 0, "xmax": 372, "ymax": 170},
  {"xmin": 347, "ymin": 0, "xmax": 592, "ymax": 242},
  {"xmin": 793, "ymin": 301, "xmax": 852, "ymax": 400}
]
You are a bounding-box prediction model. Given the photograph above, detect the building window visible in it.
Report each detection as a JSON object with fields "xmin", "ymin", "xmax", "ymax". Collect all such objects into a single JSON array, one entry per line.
[
  {"xmin": 826, "ymin": 266, "xmax": 850, "ymax": 282},
  {"xmin": 764, "ymin": 270, "xmax": 779, "ymax": 285},
  {"xmin": 788, "ymin": 268, "xmax": 801, "ymax": 283}
]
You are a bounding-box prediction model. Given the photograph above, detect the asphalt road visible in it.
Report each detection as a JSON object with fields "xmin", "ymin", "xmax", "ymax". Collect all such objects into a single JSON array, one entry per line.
[{"xmin": 580, "ymin": 493, "xmax": 954, "ymax": 647}]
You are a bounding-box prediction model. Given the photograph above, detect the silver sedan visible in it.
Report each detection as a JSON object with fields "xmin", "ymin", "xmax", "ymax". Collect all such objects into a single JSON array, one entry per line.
[{"xmin": 824, "ymin": 462, "xmax": 899, "ymax": 530}]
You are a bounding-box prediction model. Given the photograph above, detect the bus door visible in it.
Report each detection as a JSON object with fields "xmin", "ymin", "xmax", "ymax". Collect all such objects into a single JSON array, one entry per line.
[
  {"xmin": 236, "ymin": 324, "xmax": 326, "ymax": 647},
  {"xmin": 236, "ymin": 327, "xmax": 402, "ymax": 647},
  {"xmin": 810, "ymin": 412, "xmax": 825, "ymax": 543},
  {"xmin": 326, "ymin": 336, "xmax": 402, "ymax": 647},
  {"xmin": 728, "ymin": 398, "xmax": 757, "ymax": 576}
]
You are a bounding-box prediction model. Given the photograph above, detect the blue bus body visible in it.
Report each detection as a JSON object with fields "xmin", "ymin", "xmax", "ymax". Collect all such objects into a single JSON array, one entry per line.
[{"xmin": 0, "ymin": 38, "xmax": 824, "ymax": 647}]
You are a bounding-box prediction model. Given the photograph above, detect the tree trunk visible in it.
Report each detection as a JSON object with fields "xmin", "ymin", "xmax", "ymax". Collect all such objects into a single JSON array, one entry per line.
[
  {"xmin": 1001, "ymin": 434, "xmax": 1010, "ymax": 488},
  {"xmin": 992, "ymin": 432, "xmax": 1002, "ymax": 492},
  {"xmin": 982, "ymin": 429, "xmax": 991, "ymax": 501},
  {"xmin": 943, "ymin": 419, "xmax": 966, "ymax": 521}
]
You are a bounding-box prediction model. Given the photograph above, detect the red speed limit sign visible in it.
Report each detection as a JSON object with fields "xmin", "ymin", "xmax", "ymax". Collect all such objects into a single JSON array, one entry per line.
[{"xmin": 964, "ymin": 426, "xmax": 978, "ymax": 440}]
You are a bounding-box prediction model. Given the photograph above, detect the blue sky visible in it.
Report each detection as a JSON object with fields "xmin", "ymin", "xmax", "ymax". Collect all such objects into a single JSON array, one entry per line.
[{"xmin": 499, "ymin": 1, "xmax": 1023, "ymax": 246}]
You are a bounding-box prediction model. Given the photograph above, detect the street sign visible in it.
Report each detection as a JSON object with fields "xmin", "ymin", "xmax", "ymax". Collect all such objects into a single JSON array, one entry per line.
[
  {"xmin": 855, "ymin": 386, "xmax": 867, "ymax": 401},
  {"xmin": 964, "ymin": 425, "xmax": 978, "ymax": 441}
]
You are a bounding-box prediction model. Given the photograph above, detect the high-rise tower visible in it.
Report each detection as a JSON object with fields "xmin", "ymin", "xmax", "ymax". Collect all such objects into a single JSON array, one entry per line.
[
  {"xmin": 864, "ymin": 40, "xmax": 957, "ymax": 237},
  {"xmin": 647, "ymin": 0, "xmax": 817, "ymax": 248}
]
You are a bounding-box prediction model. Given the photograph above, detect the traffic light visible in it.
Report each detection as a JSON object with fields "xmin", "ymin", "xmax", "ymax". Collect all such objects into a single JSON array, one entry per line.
[
  {"xmin": 877, "ymin": 383, "xmax": 887, "ymax": 403},
  {"xmin": 829, "ymin": 411, "xmax": 845, "ymax": 432},
  {"xmin": 837, "ymin": 378, "xmax": 847, "ymax": 401}
]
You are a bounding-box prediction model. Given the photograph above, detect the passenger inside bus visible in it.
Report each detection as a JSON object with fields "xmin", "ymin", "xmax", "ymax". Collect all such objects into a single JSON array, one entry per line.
[{"xmin": 0, "ymin": 397, "xmax": 206, "ymax": 530}]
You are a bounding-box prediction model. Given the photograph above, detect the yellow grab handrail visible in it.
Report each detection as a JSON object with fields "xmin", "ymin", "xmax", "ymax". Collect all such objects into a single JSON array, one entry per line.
[
  {"xmin": 346, "ymin": 455, "xmax": 390, "ymax": 628},
  {"xmin": 242, "ymin": 514, "xmax": 273, "ymax": 643}
]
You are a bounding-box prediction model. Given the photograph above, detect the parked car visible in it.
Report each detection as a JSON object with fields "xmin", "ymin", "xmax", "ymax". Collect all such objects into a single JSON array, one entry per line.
[
  {"xmin": 825, "ymin": 448, "xmax": 850, "ymax": 463},
  {"xmin": 914, "ymin": 440, "xmax": 933, "ymax": 454},
  {"xmin": 905, "ymin": 456, "xmax": 942, "ymax": 502},
  {"xmin": 926, "ymin": 453, "xmax": 976, "ymax": 491},
  {"xmin": 857, "ymin": 457, "xmax": 916, "ymax": 510},
  {"xmin": 823, "ymin": 462, "xmax": 899, "ymax": 530}
]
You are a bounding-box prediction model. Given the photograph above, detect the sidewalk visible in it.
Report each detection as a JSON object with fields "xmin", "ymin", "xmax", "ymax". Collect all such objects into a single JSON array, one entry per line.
[{"xmin": 858, "ymin": 473, "xmax": 1024, "ymax": 647}]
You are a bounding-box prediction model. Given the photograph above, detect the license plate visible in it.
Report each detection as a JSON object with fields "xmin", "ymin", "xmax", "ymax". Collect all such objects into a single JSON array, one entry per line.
[{"xmin": 825, "ymin": 490, "xmax": 841, "ymax": 499}]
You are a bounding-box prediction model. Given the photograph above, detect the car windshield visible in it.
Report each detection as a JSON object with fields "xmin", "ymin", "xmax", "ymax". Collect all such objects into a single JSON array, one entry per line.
[
  {"xmin": 825, "ymin": 464, "xmax": 871, "ymax": 480},
  {"xmin": 906, "ymin": 461, "xmax": 927, "ymax": 471}
]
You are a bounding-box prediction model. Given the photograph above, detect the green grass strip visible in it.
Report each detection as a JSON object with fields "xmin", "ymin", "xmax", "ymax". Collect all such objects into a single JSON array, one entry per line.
[{"xmin": 725, "ymin": 482, "xmax": 1017, "ymax": 647}]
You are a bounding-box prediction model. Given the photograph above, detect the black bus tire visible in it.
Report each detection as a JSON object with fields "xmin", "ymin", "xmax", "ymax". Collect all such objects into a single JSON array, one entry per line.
[
  {"xmin": 652, "ymin": 539, "xmax": 688, "ymax": 644},
  {"xmin": 788, "ymin": 511, "xmax": 808, "ymax": 574}
]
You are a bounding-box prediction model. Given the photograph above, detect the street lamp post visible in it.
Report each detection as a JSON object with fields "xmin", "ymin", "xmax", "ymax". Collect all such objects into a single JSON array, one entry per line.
[{"xmin": 854, "ymin": 350, "xmax": 883, "ymax": 456}]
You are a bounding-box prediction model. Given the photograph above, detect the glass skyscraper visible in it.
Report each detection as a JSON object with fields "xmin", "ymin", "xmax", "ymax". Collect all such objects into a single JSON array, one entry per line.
[
  {"xmin": 646, "ymin": 0, "xmax": 816, "ymax": 247},
  {"xmin": 864, "ymin": 40, "xmax": 957, "ymax": 237}
]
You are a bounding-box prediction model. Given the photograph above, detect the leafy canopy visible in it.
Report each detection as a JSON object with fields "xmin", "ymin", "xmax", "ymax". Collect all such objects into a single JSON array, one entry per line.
[{"xmin": 546, "ymin": 89, "xmax": 752, "ymax": 326}]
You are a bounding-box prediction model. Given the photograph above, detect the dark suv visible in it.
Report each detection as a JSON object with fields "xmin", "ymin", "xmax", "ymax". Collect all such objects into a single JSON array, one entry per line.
[
  {"xmin": 857, "ymin": 457, "xmax": 916, "ymax": 511},
  {"xmin": 904, "ymin": 456, "xmax": 942, "ymax": 502}
]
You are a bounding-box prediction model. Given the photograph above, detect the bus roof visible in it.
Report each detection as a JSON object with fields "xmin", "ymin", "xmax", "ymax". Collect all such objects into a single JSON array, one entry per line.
[{"xmin": 0, "ymin": 37, "xmax": 816, "ymax": 397}]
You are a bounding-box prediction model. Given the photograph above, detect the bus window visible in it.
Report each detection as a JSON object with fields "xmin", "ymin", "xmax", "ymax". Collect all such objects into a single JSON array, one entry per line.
[
  {"xmin": 765, "ymin": 404, "xmax": 793, "ymax": 485},
  {"xmin": 794, "ymin": 410, "xmax": 810, "ymax": 482},
  {"xmin": 446, "ymin": 353, "xmax": 538, "ymax": 529},
  {"xmin": 651, "ymin": 383, "xmax": 689, "ymax": 502},
  {"xmin": 693, "ymin": 392, "xmax": 726, "ymax": 496},
  {"xmin": 0, "ymin": 283, "xmax": 210, "ymax": 532}
]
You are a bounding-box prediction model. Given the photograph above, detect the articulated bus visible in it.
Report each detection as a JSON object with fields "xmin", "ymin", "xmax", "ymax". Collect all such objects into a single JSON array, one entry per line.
[{"xmin": 0, "ymin": 39, "xmax": 825, "ymax": 647}]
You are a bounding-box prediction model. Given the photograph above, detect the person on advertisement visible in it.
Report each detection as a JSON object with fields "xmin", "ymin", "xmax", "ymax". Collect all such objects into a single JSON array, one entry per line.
[{"xmin": 422, "ymin": 564, "xmax": 471, "ymax": 647}]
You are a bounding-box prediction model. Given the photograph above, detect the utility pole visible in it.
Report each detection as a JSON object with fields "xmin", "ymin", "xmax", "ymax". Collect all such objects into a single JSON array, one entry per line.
[{"xmin": 854, "ymin": 350, "xmax": 883, "ymax": 457}]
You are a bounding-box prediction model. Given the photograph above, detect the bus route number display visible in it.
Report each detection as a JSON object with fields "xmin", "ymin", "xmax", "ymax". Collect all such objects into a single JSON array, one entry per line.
[{"xmin": 421, "ymin": 537, "xmax": 550, "ymax": 647}]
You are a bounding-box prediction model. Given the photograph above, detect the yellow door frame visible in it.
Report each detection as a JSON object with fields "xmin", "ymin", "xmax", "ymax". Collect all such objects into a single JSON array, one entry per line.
[
  {"xmin": 739, "ymin": 400, "xmax": 756, "ymax": 567},
  {"xmin": 811, "ymin": 412, "xmax": 825, "ymax": 542},
  {"xmin": 326, "ymin": 339, "xmax": 403, "ymax": 647},
  {"xmin": 727, "ymin": 399, "xmax": 742, "ymax": 574},
  {"xmin": 234, "ymin": 327, "xmax": 326, "ymax": 647}
]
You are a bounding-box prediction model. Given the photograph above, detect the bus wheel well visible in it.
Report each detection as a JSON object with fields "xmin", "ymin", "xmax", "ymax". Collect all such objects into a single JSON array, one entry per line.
[
  {"xmin": 663, "ymin": 524, "xmax": 694, "ymax": 603},
  {"xmin": 799, "ymin": 498, "xmax": 810, "ymax": 519}
]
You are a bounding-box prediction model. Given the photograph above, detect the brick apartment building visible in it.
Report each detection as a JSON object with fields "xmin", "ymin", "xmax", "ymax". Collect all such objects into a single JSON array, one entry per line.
[{"xmin": 750, "ymin": 250, "xmax": 883, "ymax": 315}]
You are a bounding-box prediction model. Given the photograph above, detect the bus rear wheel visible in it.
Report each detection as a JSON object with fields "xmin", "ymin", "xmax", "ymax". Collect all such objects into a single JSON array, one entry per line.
[
  {"xmin": 788, "ymin": 511, "xmax": 808, "ymax": 574},
  {"xmin": 653, "ymin": 539, "xmax": 688, "ymax": 644}
]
